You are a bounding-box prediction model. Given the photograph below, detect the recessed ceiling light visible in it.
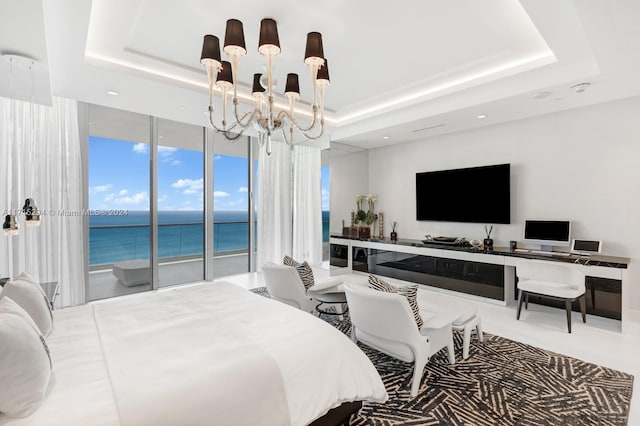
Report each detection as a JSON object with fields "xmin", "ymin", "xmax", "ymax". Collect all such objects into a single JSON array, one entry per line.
[
  {"xmin": 383, "ymin": 136, "xmax": 390, "ymax": 140},
  {"xmin": 159, "ymin": 135, "xmax": 164, "ymax": 139},
  {"xmin": 106, "ymin": 90, "xmax": 119, "ymax": 96},
  {"xmin": 477, "ymin": 114, "xmax": 488, "ymax": 119},
  {"xmin": 571, "ymin": 82, "xmax": 591, "ymax": 93},
  {"xmin": 178, "ymin": 106, "xmax": 185, "ymax": 110}
]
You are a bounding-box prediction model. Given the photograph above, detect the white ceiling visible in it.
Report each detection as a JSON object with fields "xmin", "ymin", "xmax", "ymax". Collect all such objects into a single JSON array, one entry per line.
[{"xmin": 2, "ymin": 0, "xmax": 640, "ymax": 149}]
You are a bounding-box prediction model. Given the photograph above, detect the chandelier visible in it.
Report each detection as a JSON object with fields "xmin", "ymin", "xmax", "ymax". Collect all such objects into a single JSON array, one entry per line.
[{"xmin": 200, "ymin": 18, "xmax": 330, "ymax": 154}]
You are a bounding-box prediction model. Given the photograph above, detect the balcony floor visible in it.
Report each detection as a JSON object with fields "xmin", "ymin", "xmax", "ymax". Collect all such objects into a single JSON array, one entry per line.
[{"xmin": 88, "ymin": 253, "xmax": 250, "ymax": 301}]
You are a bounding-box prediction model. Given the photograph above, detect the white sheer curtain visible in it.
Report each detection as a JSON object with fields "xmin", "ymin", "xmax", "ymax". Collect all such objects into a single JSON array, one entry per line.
[
  {"xmin": 0, "ymin": 96, "xmax": 85, "ymax": 307},
  {"xmin": 257, "ymin": 140, "xmax": 292, "ymax": 268},
  {"xmin": 292, "ymin": 145, "xmax": 322, "ymax": 266}
]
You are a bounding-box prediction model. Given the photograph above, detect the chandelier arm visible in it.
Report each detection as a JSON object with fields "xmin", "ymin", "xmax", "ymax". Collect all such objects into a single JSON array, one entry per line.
[
  {"xmin": 281, "ymin": 127, "xmax": 295, "ymax": 146},
  {"xmin": 209, "ymin": 105, "xmax": 256, "ymax": 135},
  {"xmin": 231, "ymin": 98, "xmax": 262, "ymax": 129},
  {"xmin": 276, "ymin": 105, "xmax": 319, "ymax": 133},
  {"xmin": 301, "ymin": 119, "xmax": 325, "ymax": 140},
  {"xmin": 208, "ymin": 107, "xmax": 227, "ymax": 132},
  {"xmin": 221, "ymin": 129, "xmax": 245, "ymax": 141}
]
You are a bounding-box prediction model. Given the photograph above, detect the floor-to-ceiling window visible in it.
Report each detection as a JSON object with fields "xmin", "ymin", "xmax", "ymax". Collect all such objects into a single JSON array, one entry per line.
[
  {"xmin": 212, "ymin": 137, "xmax": 251, "ymax": 277},
  {"xmin": 85, "ymin": 105, "xmax": 256, "ymax": 300},
  {"xmin": 321, "ymin": 154, "xmax": 331, "ymax": 262},
  {"xmin": 157, "ymin": 118, "xmax": 204, "ymax": 287},
  {"xmin": 87, "ymin": 105, "xmax": 151, "ymax": 301}
]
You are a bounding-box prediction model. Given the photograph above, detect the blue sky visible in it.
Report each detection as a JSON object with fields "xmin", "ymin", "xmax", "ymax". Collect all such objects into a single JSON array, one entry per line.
[{"xmin": 89, "ymin": 136, "xmax": 330, "ymax": 211}]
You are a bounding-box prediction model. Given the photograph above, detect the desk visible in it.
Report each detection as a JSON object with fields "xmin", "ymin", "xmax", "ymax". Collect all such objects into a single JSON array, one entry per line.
[{"xmin": 330, "ymin": 236, "xmax": 630, "ymax": 332}]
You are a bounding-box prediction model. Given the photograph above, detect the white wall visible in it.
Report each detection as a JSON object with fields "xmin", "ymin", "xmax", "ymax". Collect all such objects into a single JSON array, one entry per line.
[
  {"xmin": 337, "ymin": 96, "xmax": 640, "ymax": 314},
  {"xmin": 329, "ymin": 149, "xmax": 369, "ymax": 234}
]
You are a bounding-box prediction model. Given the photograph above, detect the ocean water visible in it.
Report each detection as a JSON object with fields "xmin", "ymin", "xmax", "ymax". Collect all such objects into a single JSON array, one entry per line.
[{"xmin": 89, "ymin": 210, "xmax": 330, "ymax": 265}]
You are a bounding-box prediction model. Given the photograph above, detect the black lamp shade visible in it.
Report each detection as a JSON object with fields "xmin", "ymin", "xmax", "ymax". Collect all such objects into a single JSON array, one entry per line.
[
  {"xmin": 22, "ymin": 198, "xmax": 34, "ymax": 216},
  {"xmin": 224, "ymin": 19, "xmax": 246, "ymax": 54},
  {"xmin": 304, "ymin": 32, "xmax": 325, "ymax": 61},
  {"xmin": 252, "ymin": 73, "xmax": 265, "ymax": 94},
  {"xmin": 284, "ymin": 73, "xmax": 300, "ymax": 95},
  {"xmin": 259, "ymin": 18, "xmax": 280, "ymax": 53},
  {"xmin": 317, "ymin": 59, "xmax": 330, "ymax": 83},
  {"xmin": 201, "ymin": 35, "xmax": 221, "ymax": 63},
  {"xmin": 216, "ymin": 61, "xmax": 233, "ymax": 85}
]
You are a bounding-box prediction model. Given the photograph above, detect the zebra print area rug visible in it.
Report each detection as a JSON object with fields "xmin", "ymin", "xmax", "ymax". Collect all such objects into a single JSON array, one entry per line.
[{"xmin": 250, "ymin": 287, "xmax": 634, "ymax": 425}]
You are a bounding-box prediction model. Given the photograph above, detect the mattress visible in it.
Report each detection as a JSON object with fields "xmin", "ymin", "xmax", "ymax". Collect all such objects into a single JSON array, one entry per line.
[{"xmin": 0, "ymin": 281, "xmax": 387, "ymax": 425}]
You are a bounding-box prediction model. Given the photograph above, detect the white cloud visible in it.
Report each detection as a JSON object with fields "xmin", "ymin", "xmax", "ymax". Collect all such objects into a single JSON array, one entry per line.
[
  {"xmin": 171, "ymin": 178, "xmax": 203, "ymax": 195},
  {"xmin": 214, "ymin": 155, "xmax": 222, "ymax": 160},
  {"xmin": 158, "ymin": 146, "xmax": 177, "ymax": 157},
  {"xmin": 132, "ymin": 143, "xmax": 148, "ymax": 154},
  {"xmin": 118, "ymin": 189, "xmax": 128, "ymax": 196},
  {"xmin": 238, "ymin": 186, "xmax": 248, "ymax": 193},
  {"xmin": 214, "ymin": 191, "xmax": 230, "ymax": 198},
  {"xmin": 171, "ymin": 160, "xmax": 182, "ymax": 166},
  {"xmin": 90, "ymin": 184, "xmax": 112, "ymax": 194},
  {"xmin": 104, "ymin": 193, "xmax": 115, "ymax": 202},
  {"xmin": 113, "ymin": 191, "xmax": 148, "ymax": 205}
]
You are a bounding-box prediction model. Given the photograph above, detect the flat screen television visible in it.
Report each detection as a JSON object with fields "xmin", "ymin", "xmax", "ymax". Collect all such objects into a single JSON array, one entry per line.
[
  {"xmin": 416, "ymin": 163, "xmax": 510, "ymax": 224},
  {"xmin": 523, "ymin": 219, "xmax": 571, "ymax": 247}
]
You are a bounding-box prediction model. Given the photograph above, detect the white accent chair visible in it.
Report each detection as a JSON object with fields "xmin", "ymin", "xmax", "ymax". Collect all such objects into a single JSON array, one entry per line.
[
  {"xmin": 261, "ymin": 262, "xmax": 344, "ymax": 315},
  {"xmin": 516, "ymin": 260, "xmax": 586, "ymax": 333},
  {"xmin": 344, "ymin": 283, "xmax": 456, "ymax": 397}
]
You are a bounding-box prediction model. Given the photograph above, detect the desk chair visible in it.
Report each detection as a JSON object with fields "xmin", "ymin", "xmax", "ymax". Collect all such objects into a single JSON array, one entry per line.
[{"xmin": 516, "ymin": 260, "xmax": 586, "ymax": 333}]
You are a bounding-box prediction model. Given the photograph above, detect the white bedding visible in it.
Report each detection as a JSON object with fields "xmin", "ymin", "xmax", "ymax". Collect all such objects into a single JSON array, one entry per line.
[{"xmin": 1, "ymin": 281, "xmax": 387, "ymax": 426}]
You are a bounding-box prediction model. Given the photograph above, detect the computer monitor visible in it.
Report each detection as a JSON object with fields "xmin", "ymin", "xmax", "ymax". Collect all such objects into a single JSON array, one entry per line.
[{"xmin": 523, "ymin": 220, "xmax": 571, "ymax": 251}]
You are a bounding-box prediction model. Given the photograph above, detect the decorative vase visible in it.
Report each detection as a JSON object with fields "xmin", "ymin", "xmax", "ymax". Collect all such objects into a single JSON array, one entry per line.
[
  {"xmin": 390, "ymin": 231, "xmax": 397, "ymax": 241},
  {"xmin": 483, "ymin": 238, "xmax": 493, "ymax": 251},
  {"xmin": 378, "ymin": 212, "xmax": 384, "ymax": 238}
]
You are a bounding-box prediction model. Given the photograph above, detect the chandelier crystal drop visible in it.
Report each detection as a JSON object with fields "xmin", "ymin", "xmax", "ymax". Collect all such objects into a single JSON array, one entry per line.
[{"xmin": 200, "ymin": 18, "xmax": 330, "ymax": 155}]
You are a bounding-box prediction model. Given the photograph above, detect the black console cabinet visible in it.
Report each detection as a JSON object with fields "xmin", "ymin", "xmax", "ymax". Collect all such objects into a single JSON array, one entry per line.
[{"xmin": 353, "ymin": 247, "xmax": 505, "ymax": 300}]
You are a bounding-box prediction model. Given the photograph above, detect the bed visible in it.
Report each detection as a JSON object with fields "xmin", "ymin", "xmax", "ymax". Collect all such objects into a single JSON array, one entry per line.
[{"xmin": 0, "ymin": 281, "xmax": 387, "ymax": 426}]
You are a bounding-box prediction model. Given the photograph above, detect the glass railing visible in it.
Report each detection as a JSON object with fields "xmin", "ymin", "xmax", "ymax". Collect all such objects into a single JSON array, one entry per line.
[{"xmin": 89, "ymin": 219, "xmax": 330, "ymax": 266}]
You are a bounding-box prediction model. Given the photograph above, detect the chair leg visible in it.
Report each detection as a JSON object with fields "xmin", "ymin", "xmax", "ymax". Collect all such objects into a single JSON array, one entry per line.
[
  {"xmin": 517, "ymin": 290, "xmax": 524, "ymax": 320},
  {"xmin": 447, "ymin": 333, "xmax": 456, "ymax": 365},
  {"xmin": 476, "ymin": 317, "xmax": 484, "ymax": 343},
  {"xmin": 565, "ymin": 299, "xmax": 572, "ymax": 333},
  {"xmin": 462, "ymin": 324, "xmax": 472, "ymax": 360},
  {"xmin": 410, "ymin": 354, "xmax": 428, "ymax": 397},
  {"xmin": 590, "ymin": 282, "xmax": 596, "ymax": 310},
  {"xmin": 350, "ymin": 326, "xmax": 357, "ymax": 343},
  {"xmin": 525, "ymin": 293, "xmax": 529, "ymax": 310},
  {"xmin": 579, "ymin": 295, "xmax": 587, "ymax": 323}
]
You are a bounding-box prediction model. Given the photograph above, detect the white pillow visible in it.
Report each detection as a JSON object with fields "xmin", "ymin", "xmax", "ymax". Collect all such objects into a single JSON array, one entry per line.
[
  {"xmin": 0, "ymin": 296, "xmax": 40, "ymax": 332},
  {"xmin": 0, "ymin": 279, "xmax": 53, "ymax": 337},
  {"xmin": 0, "ymin": 310, "xmax": 52, "ymax": 418},
  {"xmin": 15, "ymin": 272, "xmax": 49, "ymax": 299}
]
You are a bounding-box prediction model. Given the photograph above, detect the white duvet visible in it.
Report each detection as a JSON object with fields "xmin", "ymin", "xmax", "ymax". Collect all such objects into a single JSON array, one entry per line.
[{"xmin": 1, "ymin": 281, "xmax": 387, "ymax": 426}]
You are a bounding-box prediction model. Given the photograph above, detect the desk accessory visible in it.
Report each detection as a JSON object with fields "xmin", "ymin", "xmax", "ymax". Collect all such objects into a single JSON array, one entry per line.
[
  {"xmin": 390, "ymin": 221, "xmax": 397, "ymax": 241},
  {"xmin": 483, "ymin": 225, "xmax": 494, "ymax": 251}
]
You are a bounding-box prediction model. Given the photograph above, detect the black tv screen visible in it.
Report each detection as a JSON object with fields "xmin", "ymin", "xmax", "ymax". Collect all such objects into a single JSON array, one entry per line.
[{"xmin": 416, "ymin": 163, "xmax": 510, "ymax": 224}]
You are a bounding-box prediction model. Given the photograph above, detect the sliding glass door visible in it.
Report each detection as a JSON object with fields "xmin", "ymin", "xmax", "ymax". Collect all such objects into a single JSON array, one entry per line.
[
  {"xmin": 212, "ymin": 136, "xmax": 251, "ymax": 277},
  {"xmin": 157, "ymin": 118, "xmax": 204, "ymax": 287},
  {"xmin": 87, "ymin": 105, "xmax": 151, "ymax": 301}
]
